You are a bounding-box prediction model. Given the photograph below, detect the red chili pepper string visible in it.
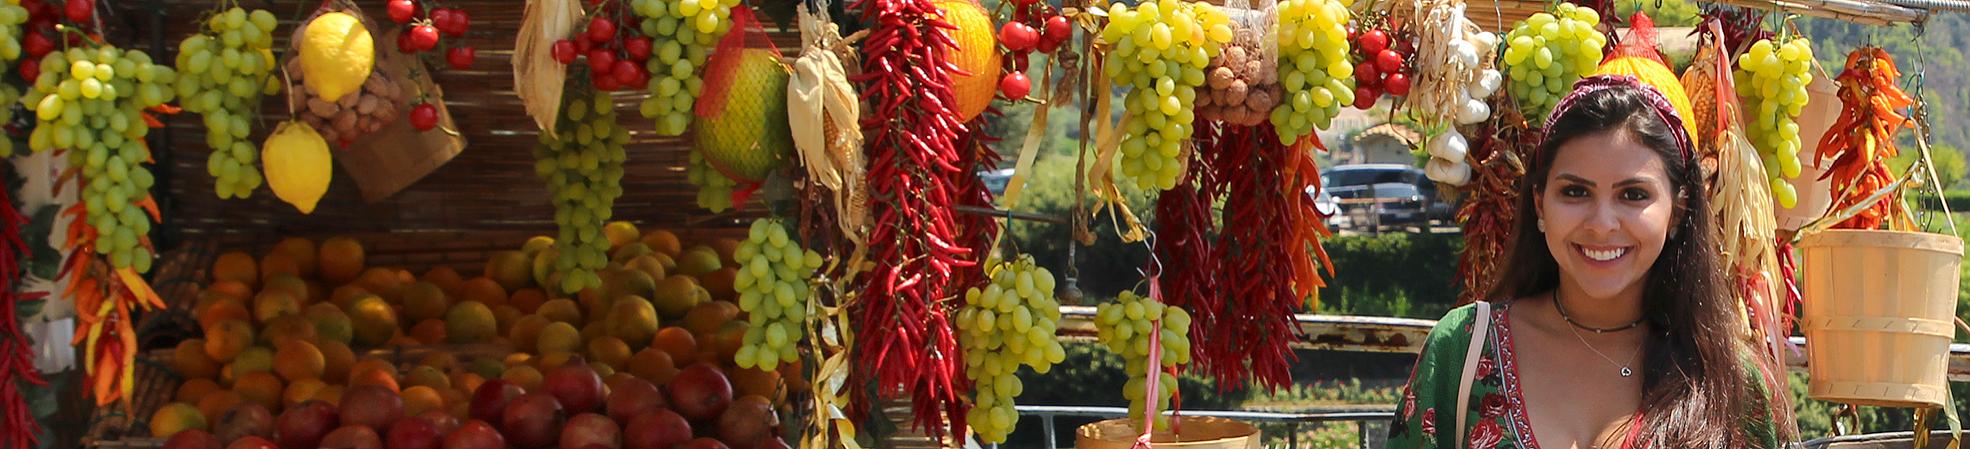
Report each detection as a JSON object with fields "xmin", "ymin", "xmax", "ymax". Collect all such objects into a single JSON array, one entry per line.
[
  {"xmin": 0, "ymin": 172, "xmax": 43, "ymax": 449},
  {"xmin": 1775, "ymin": 239, "xmax": 1802, "ymax": 337},
  {"xmin": 1454, "ymin": 126, "xmax": 1529, "ymax": 305},
  {"xmin": 951, "ymin": 121, "xmax": 1000, "ymax": 290},
  {"xmin": 849, "ymin": 0, "xmax": 973, "ymax": 439},
  {"xmin": 1157, "ymin": 124, "xmax": 1226, "ymax": 385},
  {"xmin": 1192, "ymin": 124, "xmax": 1311, "ymax": 391}
]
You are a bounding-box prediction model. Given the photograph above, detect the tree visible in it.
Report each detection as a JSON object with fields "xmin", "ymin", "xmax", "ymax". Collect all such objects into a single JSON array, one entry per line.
[{"xmin": 1889, "ymin": 141, "xmax": 1965, "ymax": 191}]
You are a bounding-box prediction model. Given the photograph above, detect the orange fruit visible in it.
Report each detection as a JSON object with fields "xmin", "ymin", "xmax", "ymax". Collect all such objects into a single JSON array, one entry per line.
[
  {"xmin": 176, "ymin": 378, "xmax": 222, "ymax": 403},
  {"xmin": 233, "ymin": 372, "xmax": 285, "ymax": 410},
  {"xmin": 319, "ymin": 237, "xmax": 366, "ymax": 285},
  {"xmin": 202, "ymin": 320, "xmax": 254, "ymax": 363},
  {"xmin": 284, "ymin": 379, "xmax": 329, "ymax": 408},
  {"xmin": 273, "ymin": 237, "xmax": 319, "ymax": 278},
  {"xmin": 195, "ymin": 390, "xmax": 242, "ymax": 422},
  {"xmin": 349, "ymin": 368, "xmax": 401, "ymax": 393},
  {"xmin": 149, "ymin": 402, "xmax": 208, "ymax": 438},
  {"xmin": 509, "ymin": 288, "xmax": 548, "ymax": 315},
  {"xmin": 273, "ymin": 340, "xmax": 327, "ymax": 382},
  {"xmin": 681, "ymin": 301, "xmax": 738, "ymax": 336},
  {"xmin": 588, "ymin": 336, "xmax": 633, "ymax": 369},
  {"xmin": 730, "ymin": 367, "xmax": 783, "ymax": 401},
  {"xmin": 313, "ymin": 385, "xmax": 346, "ymax": 405},
  {"xmin": 502, "ymin": 365, "xmax": 545, "ymax": 391},
  {"xmin": 260, "ymin": 252, "xmax": 303, "ymax": 285},
  {"xmin": 410, "ymin": 319, "xmax": 447, "ymax": 345},
  {"xmin": 651, "ymin": 327, "xmax": 699, "ymax": 366},
  {"xmin": 318, "ymin": 341, "xmax": 357, "ymax": 383},
  {"xmin": 197, "ymin": 299, "xmax": 251, "ymax": 331},
  {"xmin": 460, "ymin": 277, "xmax": 508, "ymax": 308},
  {"xmin": 212, "ymin": 251, "xmax": 259, "ymax": 289},
  {"xmin": 401, "ymin": 386, "xmax": 446, "ymax": 417},
  {"xmin": 358, "ymin": 267, "xmax": 406, "ymax": 302},
  {"xmin": 626, "ymin": 348, "xmax": 679, "ymax": 386},
  {"xmin": 452, "ymin": 372, "xmax": 487, "ymax": 396},
  {"xmin": 422, "ymin": 266, "xmax": 466, "ymax": 297},
  {"xmin": 206, "ymin": 281, "xmax": 253, "ymax": 302},
  {"xmin": 640, "ymin": 229, "xmax": 683, "ymax": 257},
  {"xmin": 173, "ymin": 339, "xmax": 222, "ymax": 380}
]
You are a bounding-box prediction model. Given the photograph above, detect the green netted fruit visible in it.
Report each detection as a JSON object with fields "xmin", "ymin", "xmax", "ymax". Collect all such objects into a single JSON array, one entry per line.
[{"xmin": 694, "ymin": 49, "xmax": 792, "ymax": 183}]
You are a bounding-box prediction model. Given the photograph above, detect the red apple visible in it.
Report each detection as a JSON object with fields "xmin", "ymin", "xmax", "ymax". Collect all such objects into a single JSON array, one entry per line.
[
  {"xmin": 715, "ymin": 396, "xmax": 778, "ymax": 449},
  {"xmin": 605, "ymin": 377, "xmax": 666, "ymax": 424},
  {"xmin": 163, "ymin": 429, "xmax": 222, "ymax": 449},
  {"xmin": 622, "ymin": 410, "xmax": 692, "ymax": 449},
  {"xmin": 469, "ymin": 380, "xmax": 526, "ymax": 424},
  {"xmin": 442, "ymin": 420, "xmax": 505, "ymax": 449},
  {"xmin": 228, "ymin": 436, "xmax": 280, "ymax": 449},
  {"xmin": 678, "ymin": 438, "xmax": 729, "ymax": 449},
  {"xmin": 545, "ymin": 363, "xmax": 606, "ymax": 413},
  {"xmin": 385, "ymin": 418, "xmax": 443, "ymax": 449},
  {"xmin": 501, "ymin": 393, "xmax": 567, "ymax": 449},
  {"xmin": 668, "ymin": 363, "xmax": 732, "ymax": 422},
  {"xmin": 276, "ymin": 401, "xmax": 340, "ymax": 449},
  {"xmin": 560, "ymin": 413, "xmax": 621, "ymax": 449},
  {"xmin": 320, "ymin": 426, "xmax": 383, "ymax": 449}
]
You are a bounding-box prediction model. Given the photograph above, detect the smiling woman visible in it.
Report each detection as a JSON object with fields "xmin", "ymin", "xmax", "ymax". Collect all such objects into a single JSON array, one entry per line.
[{"xmin": 1387, "ymin": 75, "xmax": 1795, "ymax": 449}]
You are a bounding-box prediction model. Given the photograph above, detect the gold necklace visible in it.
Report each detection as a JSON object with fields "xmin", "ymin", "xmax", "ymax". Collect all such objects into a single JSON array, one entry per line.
[{"xmin": 1555, "ymin": 292, "xmax": 1641, "ymax": 377}]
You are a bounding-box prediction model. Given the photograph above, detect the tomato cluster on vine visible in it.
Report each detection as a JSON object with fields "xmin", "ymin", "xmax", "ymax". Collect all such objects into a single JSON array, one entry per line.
[
  {"xmin": 17, "ymin": 0, "xmax": 100, "ymax": 84},
  {"xmin": 994, "ymin": 0, "xmax": 1069, "ymax": 100},
  {"xmin": 386, "ymin": 0, "xmax": 475, "ymax": 71},
  {"xmin": 550, "ymin": 0, "xmax": 654, "ymax": 92},
  {"xmin": 1346, "ymin": 16, "xmax": 1412, "ymax": 109}
]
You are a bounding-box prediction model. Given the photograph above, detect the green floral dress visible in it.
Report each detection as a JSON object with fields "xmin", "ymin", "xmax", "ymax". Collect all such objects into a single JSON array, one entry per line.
[{"xmin": 1386, "ymin": 301, "xmax": 1784, "ymax": 449}]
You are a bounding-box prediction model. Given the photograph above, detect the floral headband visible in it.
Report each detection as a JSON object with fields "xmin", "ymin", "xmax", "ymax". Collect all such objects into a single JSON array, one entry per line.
[{"xmin": 1542, "ymin": 74, "xmax": 1695, "ymax": 165}]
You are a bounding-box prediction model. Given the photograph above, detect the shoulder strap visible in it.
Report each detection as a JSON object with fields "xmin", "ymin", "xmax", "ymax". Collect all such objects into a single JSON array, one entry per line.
[{"xmin": 1455, "ymin": 301, "xmax": 1493, "ymax": 449}]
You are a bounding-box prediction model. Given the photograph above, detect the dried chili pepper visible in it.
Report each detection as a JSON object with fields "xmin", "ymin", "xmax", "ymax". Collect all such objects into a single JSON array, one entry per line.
[
  {"xmin": 1455, "ymin": 125, "xmax": 1532, "ymax": 304},
  {"xmin": 0, "ymin": 174, "xmax": 43, "ymax": 449},
  {"xmin": 849, "ymin": 0, "xmax": 974, "ymax": 438},
  {"xmin": 1155, "ymin": 124, "xmax": 1225, "ymax": 385}
]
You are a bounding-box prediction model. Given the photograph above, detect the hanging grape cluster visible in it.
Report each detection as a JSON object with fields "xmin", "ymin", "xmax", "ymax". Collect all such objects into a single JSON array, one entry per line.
[
  {"xmin": 1095, "ymin": 290, "xmax": 1192, "ymax": 429},
  {"xmin": 23, "ymin": 45, "xmax": 178, "ymax": 272},
  {"xmin": 1098, "ymin": 0, "xmax": 1234, "ymax": 191},
  {"xmin": 631, "ymin": 0, "xmax": 733, "ymax": 136},
  {"xmin": 532, "ymin": 87, "xmax": 627, "ymax": 293},
  {"xmin": 175, "ymin": 7, "xmax": 281, "ymax": 199},
  {"xmin": 1501, "ymin": 4, "xmax": 1604, "ymax": 124},
  {"xmin": 1270, "ymin": 0, "xmax": 1355, "ymax": 145},
  {"xmin": 1735, "ymin": 37, "xmax": 1814, "ymax": 208},
  {"xmin": 957, "ymin": 255, "xmax": 1066, "ymax": 444},
  {"xmin": 734, "ymin": 218, "xmax": 822, "ymax": 371}
]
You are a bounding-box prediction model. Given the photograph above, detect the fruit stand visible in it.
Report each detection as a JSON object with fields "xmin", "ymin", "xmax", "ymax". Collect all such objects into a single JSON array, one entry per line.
[{"xmin": 2, "ymin": 0, "xmax": 1968, "ymax": 447}]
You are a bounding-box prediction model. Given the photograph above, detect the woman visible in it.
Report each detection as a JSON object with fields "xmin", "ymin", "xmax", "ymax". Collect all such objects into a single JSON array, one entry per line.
[{"xmin": 1387, "ymin": 75, "xmax": 1792, "ymax": 449}]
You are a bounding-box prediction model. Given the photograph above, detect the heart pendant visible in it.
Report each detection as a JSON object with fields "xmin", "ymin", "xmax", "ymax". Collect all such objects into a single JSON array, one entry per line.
[{"xmin": 1620, "ymin": 367, "xmax": 1633, "ymax": 377}]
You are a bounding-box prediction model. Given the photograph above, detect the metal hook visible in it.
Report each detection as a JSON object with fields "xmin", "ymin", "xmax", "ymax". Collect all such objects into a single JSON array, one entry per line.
[{"xmin": 1138, "ymin": 230, "xmax": 1164, "ymax": 279}]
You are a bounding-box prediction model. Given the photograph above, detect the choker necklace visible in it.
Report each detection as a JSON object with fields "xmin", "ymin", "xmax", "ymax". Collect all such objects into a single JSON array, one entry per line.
[
  {"xmin": 1553, "ymin": 291, "xmax": 1646, "ymax": 333},
  {"xmin": 1555, "ymin": 292, "xmax": 1642, "ymax": 377}
]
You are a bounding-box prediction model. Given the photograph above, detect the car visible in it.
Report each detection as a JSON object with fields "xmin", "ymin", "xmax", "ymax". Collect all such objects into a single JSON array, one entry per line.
[{"xmin": 1320, "ymin": 164, "xmax": 1457, "ymax": 231}]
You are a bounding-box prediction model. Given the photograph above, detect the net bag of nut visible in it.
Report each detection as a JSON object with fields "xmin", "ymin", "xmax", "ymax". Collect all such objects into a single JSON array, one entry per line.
[
  {"xmin": 1196, "ymin": 0, "xmax": 1279, "ymax": 126},
  {"xmin": 285, "ymin": 0, "xmax": 406, "ymax": 148}
]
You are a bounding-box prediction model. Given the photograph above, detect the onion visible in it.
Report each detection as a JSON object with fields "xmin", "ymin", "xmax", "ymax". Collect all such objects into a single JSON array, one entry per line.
[
  {"xmin": 1426, "ymin": 157, "xmax": 1472, "ymax": 186},
  {"xmin": 1429, "ymin": 130, "xmax": 1469, "ymax": 161}
]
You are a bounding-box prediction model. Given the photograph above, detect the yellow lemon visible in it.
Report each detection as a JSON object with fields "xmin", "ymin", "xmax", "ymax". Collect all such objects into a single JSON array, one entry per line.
[
  {"xmin": 263, "ymin": 121, "xmax": 332, "ymax": 213},
  {"xmin": 298, "ymin": 12, "xmax": 373, "ymax": 101}
]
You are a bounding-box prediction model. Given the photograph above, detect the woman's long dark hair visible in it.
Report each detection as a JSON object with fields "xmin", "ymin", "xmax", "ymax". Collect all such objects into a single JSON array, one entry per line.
[{"xmin": 1488, "ymin": 85, "xmax": 1784, "ymax": 448}]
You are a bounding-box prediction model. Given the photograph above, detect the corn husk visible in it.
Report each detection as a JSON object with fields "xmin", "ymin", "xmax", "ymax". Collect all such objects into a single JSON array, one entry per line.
[
  {"xmin": 514, "ymin": 0, "xmax": 581, "ymax": 137},
  {"xmin": 790, "ymin": 4, "xmax": 869, "ymax": 244}
]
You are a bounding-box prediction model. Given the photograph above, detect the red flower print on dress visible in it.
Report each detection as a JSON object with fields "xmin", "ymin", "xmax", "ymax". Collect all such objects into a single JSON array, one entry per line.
[
  {"xmin": 1468, "ymin": 419, "xmax": 1505, "ymax": 449},
  {"xmin": 1480, "ymin": 393, "xmax": 1507, "ymax": 418},
  {"xmin": 1476, "ymin": 355, "xmax": 1496, "ymax": 380},
  {"xmin": 1422, "ymin": 408, "xmax": 1437, "ymax": 436},
  {"xmin": 1403, "ymin": 387, "xmax": 1417, "ymax": 416}
]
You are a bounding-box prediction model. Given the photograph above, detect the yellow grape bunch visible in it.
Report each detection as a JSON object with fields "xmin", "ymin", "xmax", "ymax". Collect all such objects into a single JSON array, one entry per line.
[
  {"xmin": 631, "ymin": 0, "xmax": 735, "ymax": 136},
  {"xmin": 1502, "ymin": 3, "xmax": 1604, "ymax": 124},
  {"xmin": 176, "ymin": 7, "xmax": 283, "ymax": 199},
  {"xmin": 533, "ymin": 89, "xmax": 628, "ymax": 293},
  {"xmin": 957, "ymin": 255, "xmax": 1066, "ymax": 444},
  {"xmin": 1733, "ymin": 38, "xmax": 1814, "ymax": 208},
  {"xmin": 1098, "ymin": 0, "xmax": 1235, "ymax": 191},
  {"xmin": 23, "ymin": 45, "xmax": 179, "ymax": 272},
  {"xmin": 1269, "ymin": 0, "xmax": 1355, "ymax": 145},
  {"xmin": 1095, "ymin": 290, "xmax": 1192, "ymax": 430},
  {"xmin": 733, "ymin": 218, "xmax": 823, "ymax": 371}
]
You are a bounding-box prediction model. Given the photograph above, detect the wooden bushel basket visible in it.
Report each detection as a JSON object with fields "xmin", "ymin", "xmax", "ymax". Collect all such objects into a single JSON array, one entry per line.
[
  {"xmin": 1076, "ymin": 416, "xmax": 1260, "ymax": 449},
  {"xmin": 1798, "ymin": 229, "xmax": 1963, "ymax": 407}
]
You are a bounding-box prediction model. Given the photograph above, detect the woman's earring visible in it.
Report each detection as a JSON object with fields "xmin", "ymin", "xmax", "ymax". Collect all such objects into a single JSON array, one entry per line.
[{"xmin": 1537, "ymin": 219, "xmax": 1546, "ymax": 232}]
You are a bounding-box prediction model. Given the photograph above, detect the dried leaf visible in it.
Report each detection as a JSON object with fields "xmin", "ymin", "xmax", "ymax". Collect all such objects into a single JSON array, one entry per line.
[{"xmin": 514, "ymin": 0, "xmax": 582, "ymax": 137}]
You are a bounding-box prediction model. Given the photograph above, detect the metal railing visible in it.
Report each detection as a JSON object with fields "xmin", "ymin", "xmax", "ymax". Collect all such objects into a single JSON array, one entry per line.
[{"xmin": 1008, "ymin": 405, "xmax": 1398, "ymax": 449}]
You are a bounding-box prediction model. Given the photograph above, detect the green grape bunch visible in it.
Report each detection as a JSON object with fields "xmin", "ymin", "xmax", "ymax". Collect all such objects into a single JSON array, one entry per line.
[
  {"xmin": 956, "ymin": 255, "xmax": 1066, "ymax": 444},
  {"xmin": 22, "ymin": 45, "xmax": 179, "ymax": 272},
  {"xmin": 733, "ymin": 218, "xmax": 823, "ymax": 371},
  {"xmin": 175, "ymin": 7, "xmax": 282, "ymax": 199},
  {"xmin": 0, "ymin": 0, "xmax": 30, "ymax": 158},
  {"xmin": 1095, "ymin": 290, "xmax": 1191, "ymax": 430},
  {"xmin": 685, "ymin": 149, "xmax": 735, "ymax": 211},
  {"xmin": 533, "ymin": 87, "xmax": 628, "ymax": 293},
  {"xmin": 1501, "ymin": 3, "xmax": 1604, "ymax": 124},
  {"xmin": 1734, "ymin": 37, "xmax": 1813, "ymax": 208},
  {"xmin": 1098, "ymin": 0, "xmax": 1234, "ymax": 191},
  {"xmin": 630, "ymin": 0, "xmax": 735, "ymax": 136},
  {"xmin": 1269, "ymin": 0, "xmax": 1355, "ymax": 145}
]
